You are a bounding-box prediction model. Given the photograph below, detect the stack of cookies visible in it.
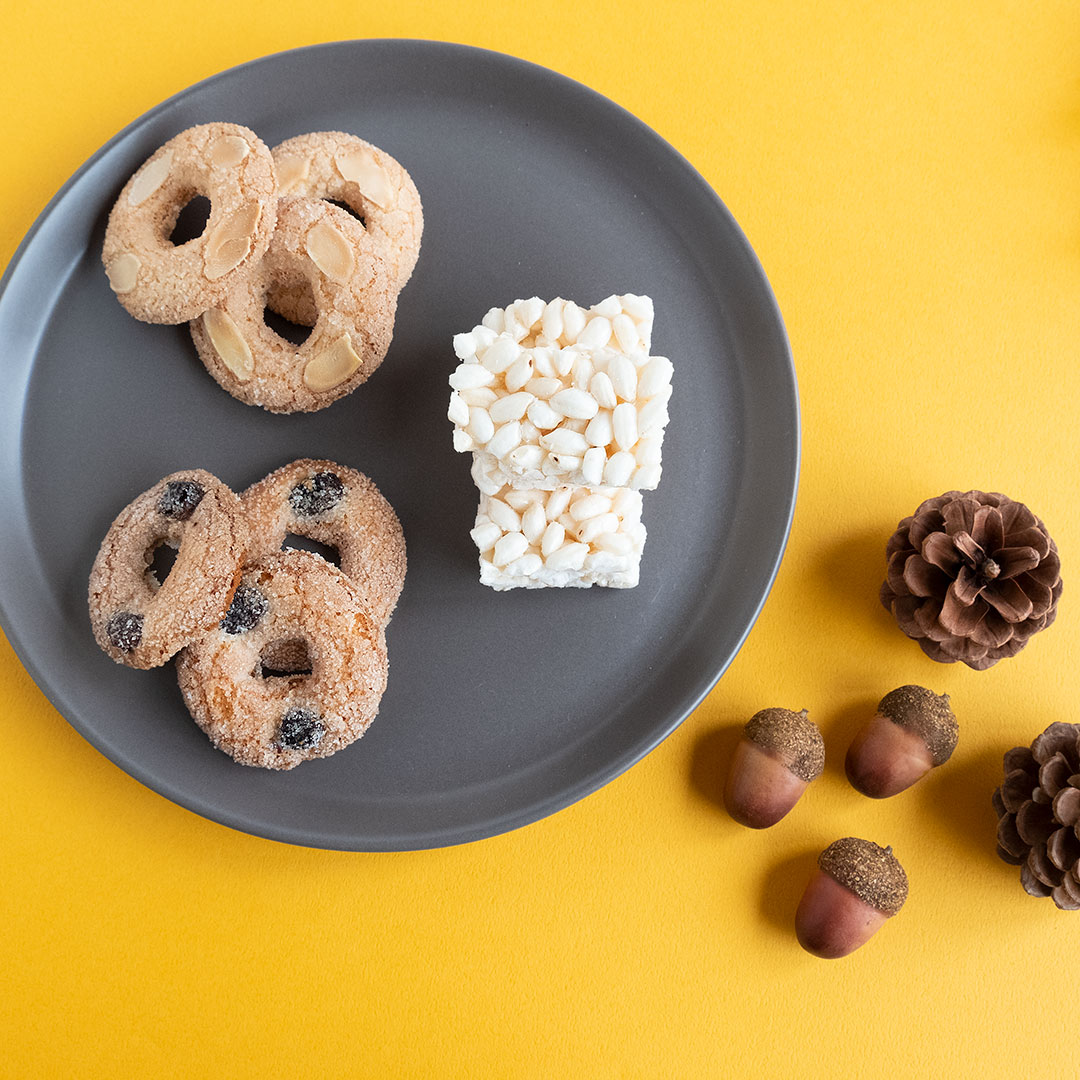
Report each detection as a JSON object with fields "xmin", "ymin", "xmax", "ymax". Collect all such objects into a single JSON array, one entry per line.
[
  {"xmin": 447, "ymin": 295, "xmax": 674, "ymax": 589},
  {"xmin": 102, "ymin": 121, "xmax": 423, "ymax": 413},
  {"xmin": 88, "ymin": 460, "xmax": 405, "ymax": 769}
]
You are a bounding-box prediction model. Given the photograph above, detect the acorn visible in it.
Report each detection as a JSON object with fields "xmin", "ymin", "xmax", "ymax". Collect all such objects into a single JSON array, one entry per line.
[
  {"xmin": 845, "ymin": 685, "xmax": 958, "ymax": 798},
  {"xmin": 796, "ymin": 838, "xmax": 908, "ymax": 959},
  {"xmin": 724, "ymin": 708, "xmax": 824, "ymax": 828}
]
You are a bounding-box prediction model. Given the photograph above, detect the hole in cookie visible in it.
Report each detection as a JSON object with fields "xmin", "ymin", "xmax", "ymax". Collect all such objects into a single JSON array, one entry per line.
[
  {"xmin": 324, "ymin": 198, "xmax": 366, "ymax": 229},
  {"xmin": 264, "ymin": 276, "xmax": 317, "ymax": 344},
  {"xmin": 262, "ymin": 307, "xmax": 314, "ymax": 346},
  {"xmin": 169, "ymin": 195, "xmax": 212, "ymax": 245},
  {"xmin": 281, "ymin": 534, "xmax": 341, "ymax": 567},
  {"xmin": 259, "ymin": 637, "xmax": 313, "ymax": 678},
  {"xmin": 147, "ymin": 543, "xmax": 179, "ymax": 587}
]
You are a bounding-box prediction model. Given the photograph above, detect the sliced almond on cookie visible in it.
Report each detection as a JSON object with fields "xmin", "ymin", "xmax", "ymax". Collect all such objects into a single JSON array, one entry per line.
[
  {"xmin": 203, "ymin": 203, "xmax": 261, "ymax": 280},
  {"xmin": 127, "ymin": 151, "xmax": 173, "ymax": 206},
  {"xmin": 210, "ymin": 135, "xmax": 250, "ymax": 168},
  {"xmin": 333, "ymin": 145, "xmax": 392, "ymax": 210},
  {"xmin": 303, "ymin": 334, "xmax": 362, "ymax": 391},
  {"xmin": 276, "ymin": 154, "xmax": 311, "ymax": 195},
  {"xmin": 305, "ymin": 221, "xmax": 355, "ymax": 283},
  {"xmin": 106, "ymin": 253, "xmax": 141, "ymax": 293},
  {"xmin": 202, "ymin": 308, "xmax": 253, "ymax": 382}
]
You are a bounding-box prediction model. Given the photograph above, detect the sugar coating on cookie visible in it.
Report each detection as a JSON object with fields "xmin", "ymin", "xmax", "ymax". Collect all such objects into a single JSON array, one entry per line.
[
  {"xmin": 88, "ymin": 470, "xmax": 248, "ymax": 668},
  {"xmin": 102, "ymin": 122, "xmax": 277, "ymax": 324},
  {"xmin": 472, "ymin": 484, "xmax": 645, "ymax": 590},
  {"xmin": 270, "ymin": 131, "xmax": 423, "ymax": 305},
  {"xmin": 241, "ymin": 459, "xmax": 406, "ymax": 625},
  {"xmin": 176, "ymin": 550, "xmax": 388, "ymax": 770},
  {"xmin": 190, "ymin": 195, "xmax": 398, "ymax": 413},
  {"xmin": 448, "ymin": 295, "xmax": 671, "ymax": 491}
]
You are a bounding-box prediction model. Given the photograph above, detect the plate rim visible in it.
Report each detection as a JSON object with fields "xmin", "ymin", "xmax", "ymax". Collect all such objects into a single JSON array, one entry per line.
[{"xmin": 0, "ymin": 38, "xmax": 799, "ymax": 851}]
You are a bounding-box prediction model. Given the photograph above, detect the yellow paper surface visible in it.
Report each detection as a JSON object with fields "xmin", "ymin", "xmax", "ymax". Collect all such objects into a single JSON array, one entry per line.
[{"xmin": 2, "ymin": 2, "xmax": 1079, "ymax": 1076}]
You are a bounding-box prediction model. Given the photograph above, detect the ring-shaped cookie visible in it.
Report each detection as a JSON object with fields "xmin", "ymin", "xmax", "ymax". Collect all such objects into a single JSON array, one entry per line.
[
  {"xmin": 102, "ymin": 122, "xmax": 277, "ymax": 324},
  {"xmin": 190, "ymin": 196, "xmax": 397, "ymax": 413},
  {"xmin": 271, "ymin": 131, "xmax": 423, "ymax": 302},
  {"xmin": 176, "ymin": 550, "xmax": 389, "ymax": 769},
  {"xmin": 88, "ymin": 470, "xmax": 248, "ymax": 668},
  {"xmin": 242, "ymin": 459, "xmax": 406, "ymax": 626}
]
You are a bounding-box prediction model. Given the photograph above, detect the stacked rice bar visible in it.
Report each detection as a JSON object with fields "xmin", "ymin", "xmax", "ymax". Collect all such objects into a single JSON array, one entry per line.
[{"xmin": 447, "ymin": 294, "xmax": 672, "ymax": 590}]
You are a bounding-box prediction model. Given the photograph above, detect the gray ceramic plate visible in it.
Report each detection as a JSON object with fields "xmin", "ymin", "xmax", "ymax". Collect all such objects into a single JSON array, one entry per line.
[{"xmin": 0, "ymin": 40, "xmax": 798, "ymax": 850}]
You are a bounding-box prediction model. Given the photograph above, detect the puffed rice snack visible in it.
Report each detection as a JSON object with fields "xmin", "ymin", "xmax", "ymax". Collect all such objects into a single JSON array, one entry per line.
[
  {"xmin": 448, "ymin": 295, "xmax": 671, "ymax": 492},
  {"xmin": 471, "ymin": 485, "xmax": 646, "ymax": 590}
]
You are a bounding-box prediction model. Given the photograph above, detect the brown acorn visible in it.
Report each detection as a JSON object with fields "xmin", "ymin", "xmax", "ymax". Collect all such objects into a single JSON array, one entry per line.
[
  {"xmin": 796, "ymin": 838, "xmax": 908, "ymax": 959},
  {"xmin": 846, "ymin": 685, "xmax": 958, "ymax": 798},
  {"xmin": 724, "ymin": 708, "xmax": 824, "ymax": 829}
]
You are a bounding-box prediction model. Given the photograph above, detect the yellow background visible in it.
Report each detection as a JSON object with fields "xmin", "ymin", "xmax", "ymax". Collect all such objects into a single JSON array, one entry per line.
[{"xmin": 2, "ymin": 2, "xmax": 1078, "ymax": 1076}]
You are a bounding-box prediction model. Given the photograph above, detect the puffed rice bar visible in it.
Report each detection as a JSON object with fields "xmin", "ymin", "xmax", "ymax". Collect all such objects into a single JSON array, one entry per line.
[
  {"xmin": 472, "ymin": 484, "xmax": 646, "ymax": 590},
  {"xmin": 448, "ymin": 295, "xmax": 672, "ymax": 492}
]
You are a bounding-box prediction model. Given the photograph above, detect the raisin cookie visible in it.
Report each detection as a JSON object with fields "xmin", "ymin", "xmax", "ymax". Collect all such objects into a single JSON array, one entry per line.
[
  {"xmin": 88, "ymin": 470, "xmax": 248, "ymax": 668},
  {"xmin": 242, "ymin": 459, "xmax": 406, "ymax": 626},
  {"xmin": 176, "ymin": 550, "xmax": 389, "ymax": 769}
]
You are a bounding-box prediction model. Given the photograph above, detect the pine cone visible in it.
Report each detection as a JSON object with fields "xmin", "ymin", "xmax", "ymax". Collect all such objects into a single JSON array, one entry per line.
[
  {"xmin": 880, "ymin": 490, "xmax": 1062, "ymax": 670},
  {"xmin": 994, "ymin": 723, "xmax": 1080, "ymax": 910}
]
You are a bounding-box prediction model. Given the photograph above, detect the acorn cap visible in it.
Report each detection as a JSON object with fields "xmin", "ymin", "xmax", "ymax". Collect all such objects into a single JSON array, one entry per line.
[
  {"xmin": 744, "ymin": 707, "xmax": 824, "ymax": 783},
  {"xmin": 877, "ymin": 685, "xmax": 958, "ymax": 767},
  {"xmin": 818, "ymin": 838, "xmax": 908, "ymax": 916}
]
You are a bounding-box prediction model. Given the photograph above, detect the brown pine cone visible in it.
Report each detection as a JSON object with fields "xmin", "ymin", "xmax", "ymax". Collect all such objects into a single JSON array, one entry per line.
[
  {"xmin": 880, "ymin": 490, "xmax": 1062, "ymax": 670},
  {"xmin": 994, "ymin": 723, "xmax": 1080, "ymax": 910}
]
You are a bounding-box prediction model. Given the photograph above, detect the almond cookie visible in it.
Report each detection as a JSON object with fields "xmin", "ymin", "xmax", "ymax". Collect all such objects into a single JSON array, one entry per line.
[
  {"xmin": 88, "ymin": 470, "xmax": 248, "ymax": 668},
  {"xmin": 242, "ymin": 460, "xmax": 406, "ymax": 625},
  {"xmin": 271, "ymin": 131, "xmax": 423, "ymax": 311},
  {"xmin": 176, "ymin": 550, "xmax": 389, "ymax": 769},
  {"xmin": 102, "ymin": 122, "xmax": 277, "ymax": 324},
  {"xmin": 190, "ymin": 196, "xmax": 398, "ymax": 413}
]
